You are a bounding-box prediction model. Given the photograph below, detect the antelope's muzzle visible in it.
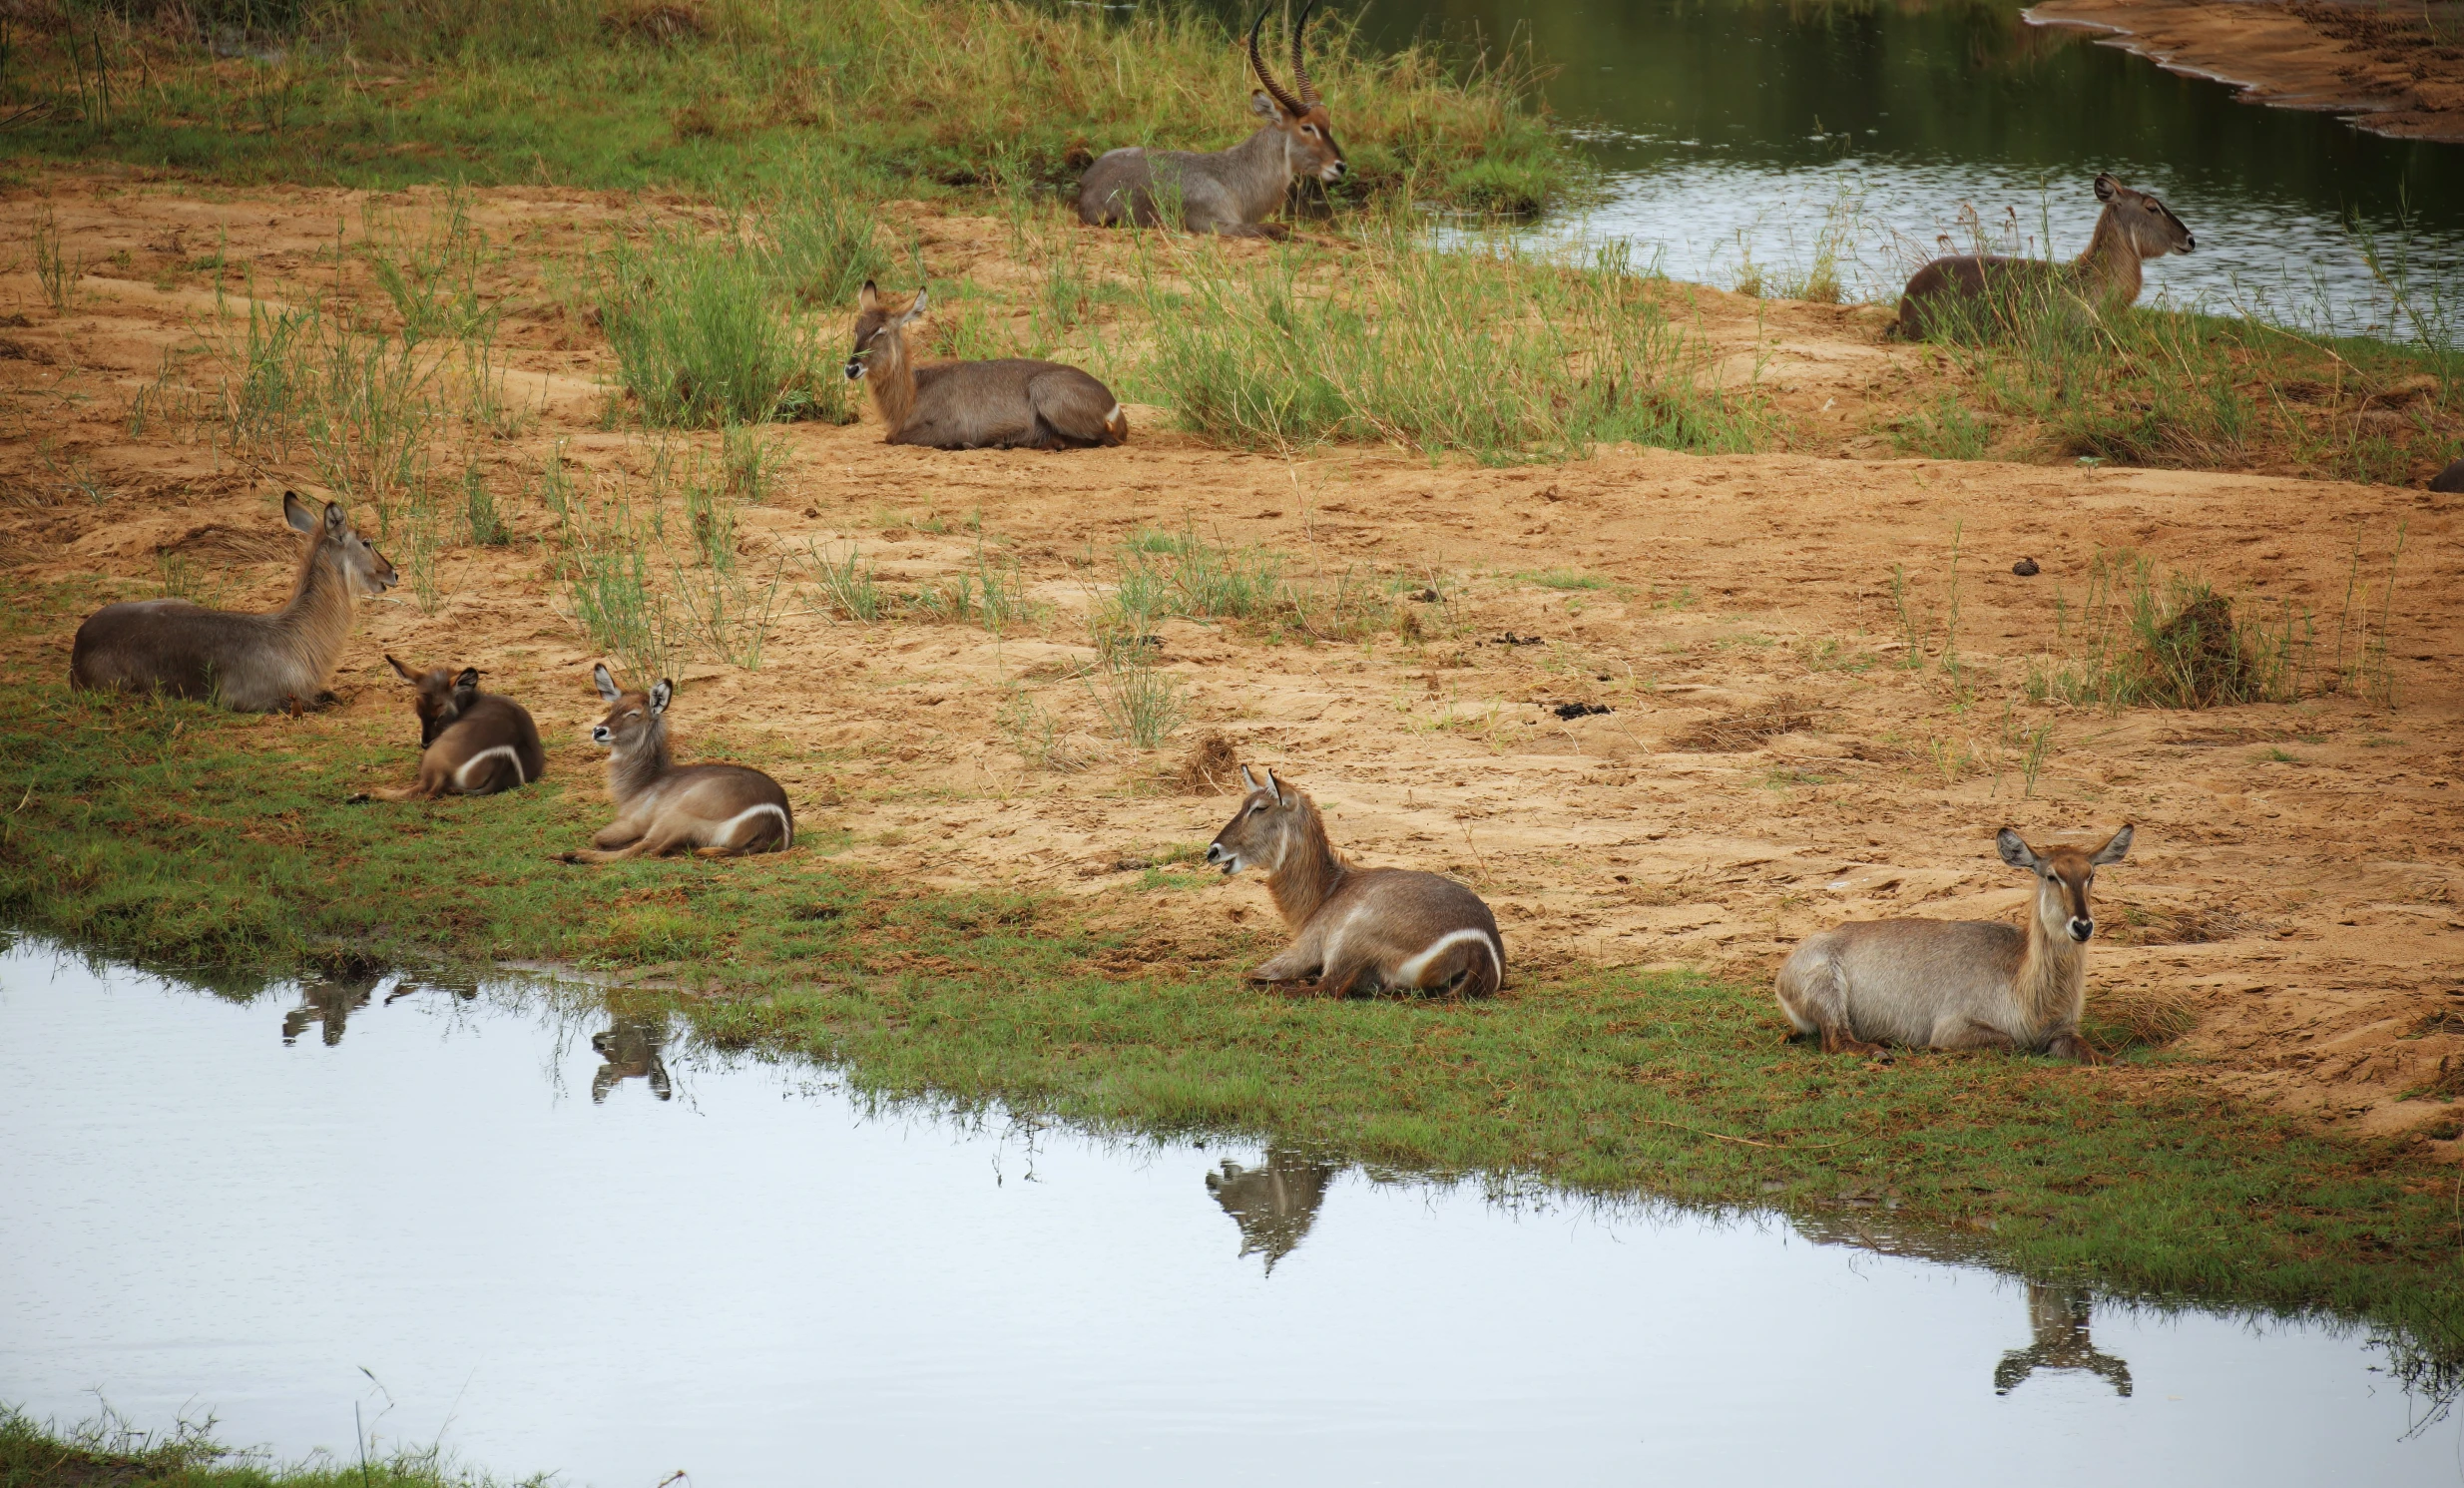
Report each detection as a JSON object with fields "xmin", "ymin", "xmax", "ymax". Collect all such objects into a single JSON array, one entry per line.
[
  {"xmin": 843, "ymin": 357, "xmax": 867, "ymax": 381},
  {"xmin": 1207, "ymin": 842, "xmax": 1237, "ymax": 875},
  {"xmin": 2069, "ymin": 916, "xmax": 2095, "ymax": 943},
  {"xmin": 591, "ymin": 724, "xmax": 612, "ymax": 744},
  {"xmin": 1319, "ymin": 160, "xmax": 1347, "ymax": 183}
]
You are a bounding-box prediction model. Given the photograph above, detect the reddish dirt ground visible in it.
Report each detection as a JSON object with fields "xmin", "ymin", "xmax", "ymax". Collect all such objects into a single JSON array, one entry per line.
[{"xmin": 4, "ymin": 178, "xmax": 2459, "ymax": 1144}]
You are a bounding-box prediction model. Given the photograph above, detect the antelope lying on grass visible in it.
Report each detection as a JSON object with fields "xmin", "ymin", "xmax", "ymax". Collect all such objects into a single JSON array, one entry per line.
[
  {"xmin": 70, "ymin": 491, "xmax": 397, "ymax": 712},
  {"xmin": 357, "ymin": 656, "xmax": 546, "ymax": 801},
  {"xmin": 1078, "ymin": 5, "xmax": 1345, "ymax": 238},
  {"xmin": 1206, "ymin": 764, "xmax": 1503, "ymax": 996},
  {"xmin": 1895, "ymin": 176, "xmax": 2193, "ymax": 340},
  {"xmin": 845, "ymin": 282, "xmax": 1128, "ymax": 450},
  {"xmin": 1774, "ymin": 825, "xmax": 2134, "ymax": 1062},
  {"xmin": 562, "ymin": 664, "xmax": 791, "ymax": 862}
]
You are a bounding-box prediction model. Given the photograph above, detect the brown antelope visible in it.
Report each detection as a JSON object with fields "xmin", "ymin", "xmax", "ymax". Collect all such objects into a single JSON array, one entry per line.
[
  {"xmin": 844, "ymin": 282, "xmax": 1128, "ymax": 450},
  {"xmin": 591, "ymin": 1015, "xmax": 673, "ymax": 1103},
  {"xmin": 357, "ymin": 656, "xmax": 547, "ymax": 802},
  {"xmin": 1894, "ymin": 176, "xmax": 2194, "ymax": 340},
  {"xmin": 70, "ymin": 491, "xmax": 397, "ymax": 713},
  {"xmin": 1077, "ymin": 5, "xmax": 1345, "ymax": 238},
  {"xmin": 1774, "ymin": 825, "xmax": 2134, "ymax": 1062},
  {"xmin": 1206, "ymin": 764, "xmax": 1504, "ymax": 997},
  {"xmin": 561, "ymin": 664, "xmax": 791, "ymax": 862}
]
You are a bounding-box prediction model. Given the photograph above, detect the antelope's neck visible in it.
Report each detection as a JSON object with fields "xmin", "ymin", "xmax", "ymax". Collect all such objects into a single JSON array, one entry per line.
[
  {"xmin": 607, "ymin": 728, "xmax": 673, "ymax": 804},
  {"xmin": 2017, "ymin": 899, "xmax": 2090, "ymax": 1032},
  {"xmin": 2074, "ymin": 207, "xmax": 2145, "ymax": 303},
  {"xmin": 1225, "ymin": 126, "xmax": 1299, "ymax": 215},
  {"xmin": 276, "ymin": 542, "xmax": 356, "ymax": 651},
  {"xmin": 868, "ymin": 334, "xmax": 918, "ymax": 434},
  {"xmin": 1264, "ymin": 816, "xmax": 1347, "ymax": 930}
]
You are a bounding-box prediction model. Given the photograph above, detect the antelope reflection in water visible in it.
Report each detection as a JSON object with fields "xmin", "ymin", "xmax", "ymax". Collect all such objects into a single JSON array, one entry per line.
[
  {"xmin": 591, "ymin": 1014, "xmax": 673, "ymax": 1104},
  {"xmin": 279, "ymin": 975, "xmax": 378, "ymax": 1047},
  {"xmin": 1206, "ymin": 1146, "xmax": 1339, "ymax": 1273},
  {"xmin": 1995, "ymin": 1284, "xmax": 2133, "ymax": 1397}
]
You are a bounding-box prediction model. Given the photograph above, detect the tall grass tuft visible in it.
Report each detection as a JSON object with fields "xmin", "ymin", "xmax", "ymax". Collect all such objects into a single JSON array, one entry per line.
[
  {"xmin": 1130, "ymin": 230, "xmax": 1765, "ymax": 462},
  {"xmin": 1084, "ymin": 645, "xmax": 1188, "ymax": 750}
]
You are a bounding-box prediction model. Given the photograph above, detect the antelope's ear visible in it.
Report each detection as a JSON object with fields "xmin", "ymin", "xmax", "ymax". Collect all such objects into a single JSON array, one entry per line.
[
  {"xmin": 1238, "ymin": 763, "xmax": 1259, "ymax": 793},
  {"xmin": 453, "ymin": 668, "xmax": 481, "ymax": 695},
  {"xmin": 2094, "ymin": 173, "xmax": 2119, "ymax": 203},
  {"xmin": 282, "ymin": 490, "xmax": 317, "ymax": 534},
  {"xmin": 1263, "ymin": 766, "xmax": 1285, "ymax": 803},
  {"xmin": 593, "ymin": 663, "xmax": 620, "ymax": 702},
  {"xmin": 898, "ymin": 285, "xmax": 929, "ymax": 324},
  {"xmin": 858, "ymin": 280, "xmax": 880, "ymax": 311},
  {"xmin": 384, "ymin": 654, "xmax": 418, "ymax": 684},
  {"xmin": 1996, "ymin": 827, "xmax": 2043, "ymax": 871},
  {"xmin": 323, "ymin": 500, "xmax": 347, "ymax": 535},
  {"xmin": 2090, "ymin": 824, "xmax": 2134, "ymax": 866},
  {"xmin": 1251, "ymin": 90, "xmax": 1285, "ymax": 122},
  {"xmin": 649, "ymin": 679, "xmax": 674, "ymax": 715}
]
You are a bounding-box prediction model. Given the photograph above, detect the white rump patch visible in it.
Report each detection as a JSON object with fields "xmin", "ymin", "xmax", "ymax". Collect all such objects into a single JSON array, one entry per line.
[
  {"xmin": 1396, "ymin": 927, "xmax": 1502, "ymax": 988},
  {"xmin": 716, "ymin": 802, "xmax": 791, "ymax": 849},
  {"xmin": 1105, "ymin": 403, "xmax": 1124, "ymax": 423},
  {"xmin": 454, "ymin": 744, "xmax": 526, "ymax": 790}
]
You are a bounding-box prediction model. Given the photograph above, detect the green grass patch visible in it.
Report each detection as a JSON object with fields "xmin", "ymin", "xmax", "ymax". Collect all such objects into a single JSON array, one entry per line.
[
  {"xmin": 5, "ymin": 0, "xmax": 1581, "ymax": 214},
  {"xmin": 0, "ymin": 1404, "xmax": 520, "ymax": 1487},
  {"xmin": 1, "ymin": 603, "xmax": 2460, "ymax": 1391}
]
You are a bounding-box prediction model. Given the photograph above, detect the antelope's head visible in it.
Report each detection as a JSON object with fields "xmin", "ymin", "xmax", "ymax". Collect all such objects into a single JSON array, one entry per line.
[
  {"xmin": 1207, "ymin": 763, "xmax": 1310, "ymax": 876},
  {"xmin": 590, "ymin": 663, "xmax": 671, "ymax": 756},
  {"xmin": 845, "ymin": 281, "xmax": 925, "ymax": 382},
  {"xmin": 283, "ymin": 489, "xmax": 398, "ymax": 597},
  {"xmin": 1998, "ymin": 824, "xmax": 2134, "ymax": 945},
  {"xmin": 1247, "ymin": 4, "xmax": 1345, "ymax": 186},
  {"xmin": 2093, "ymin": 174, "xmax": 2194, "ymax": 258},
  {"xmin": 385, "ymin": 655, "xmax": 481, "ymax": 746}
]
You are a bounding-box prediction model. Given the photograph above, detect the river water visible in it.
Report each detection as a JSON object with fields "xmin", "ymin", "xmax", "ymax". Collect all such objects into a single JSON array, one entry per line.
[
  {"xmin": 2, "ymin": 940, "xmax": 2457, "ymax": 1485},
  {"xmin": 1367, "ymin": 0, "xmax": 2464, "ymax": 339}
]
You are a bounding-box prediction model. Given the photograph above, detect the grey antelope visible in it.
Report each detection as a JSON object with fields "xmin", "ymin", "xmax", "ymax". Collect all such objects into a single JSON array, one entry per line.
[
  {"xmin": 1894, "ymin": 175, "xmax": 2194, "ymax": 341},
  {"xmin": 70, "ymin": 491, "xmax": 397, "ymax": 712},
  {"xmin": 357, "ymin": 656, "xmax": 547, "ymax": 802},
  {"xmin": 1774, "ymin": 824, "xmax": 2135, "ymax": 1062},
  {"xmin": 561, "ymin": 664, "xmax": 792, "ymax": 862},
  {"xmin": 844, "ymin": 282, "xmax": 1129, "ymax": 450},
  {"xmin": 1206, "ymin": 764, "xmax": 1504, "ymax": 997},
  {"xmin": 1077, "ymin": 4, "xmax": 1346, "ymax": 238}
]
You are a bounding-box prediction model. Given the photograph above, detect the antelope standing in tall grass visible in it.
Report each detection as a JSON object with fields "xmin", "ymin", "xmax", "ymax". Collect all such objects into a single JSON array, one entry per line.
[
  {"xmin": 561, "ymin": 664, "xmax": 791, "ymax": 862},
  {"xmin": 1206, "ymin": 764, "xmax": 1504, "ymax": 996},
  {"xmin": 1894, "ymin": 176, "xmax": 2194, "ymax": 341},
  {"xmin": 70, "ymin": 491, "xmax": 397, "ymax": 712},
  {"xmin": 844, "ymin": 281, "xmax": 1129, "ymax": 450},
  {"xmin": 357, "ymin": 656, "xmax": 546, "ymax": 801},
  {"xmin": 1077, "ymin": 5, "xmax": 1346, "ymax": 239},
  {"xmin": 1774, "ymin": 825, "xmax": 2134, "ymax": 1061}
]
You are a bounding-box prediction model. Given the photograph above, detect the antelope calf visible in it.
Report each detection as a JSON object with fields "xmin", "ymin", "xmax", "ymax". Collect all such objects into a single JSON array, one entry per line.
[
  {"xmin": 1774, "ymin": 825, "xmax": 2134, "ymax": 1062},
  {"xmin": 1206, "ymin": 765, "xmax": 1504, "ymax": 997},
  {"xmin": 845, "ymin": 282, "xmax": 1128, "ymax": 450},
  {"xmin": 1079, "ymin": 5, "xmax": 1345, "ymax": 238},
  {"xmin": 70, "ymin": 491, "xmax": 397, "ymax": 712},
  {"xmin": 1895, "ymin": 176, "xmax": 2194, "ymax": 340},
  {"xmin": 358, "ymin": 656, "xmax": 546, "ymax": 801},
  {"xmin": 562, "ymin": 664, "xmax": 791, "ymax": 862}
]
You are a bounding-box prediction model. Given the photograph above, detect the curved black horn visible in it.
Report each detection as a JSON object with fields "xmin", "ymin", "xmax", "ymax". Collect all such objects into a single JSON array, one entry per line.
[
  {"xmin": 1290, "ymin": 0, "xmax": 1322, "ymax": 108},
  {"xmin": 1247, "ymin": 9, "xmax": 1304, "ymax": 117}
]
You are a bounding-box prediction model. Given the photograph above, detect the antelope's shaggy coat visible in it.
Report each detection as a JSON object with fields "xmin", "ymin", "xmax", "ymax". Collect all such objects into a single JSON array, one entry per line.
[
  {"xmin": 846, "ymin": 284, "xmax": 1127, "ymax": 450},
  {"xmin": 1895, "ymin": 176, "xmax": 2194, "ymax": 341},
  {"xmin": 362, "ymin": 657, "xmax": 547, "ymax": 801},
  {"xmin": 563, "ymin": 666, "xmax": 792, "ymax": 862}
]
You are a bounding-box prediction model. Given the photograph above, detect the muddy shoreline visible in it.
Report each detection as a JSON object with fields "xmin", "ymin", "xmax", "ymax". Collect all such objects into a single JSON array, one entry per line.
[{"xmin": 2026, "ymin": 0, "xmax": 2464, "ymax": 144}]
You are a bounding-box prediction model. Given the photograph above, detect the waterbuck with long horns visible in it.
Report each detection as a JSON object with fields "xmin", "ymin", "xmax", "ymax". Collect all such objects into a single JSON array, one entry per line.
[
  {"xmin": 1895, "ymin": 176, "xmax": 2193, "ymax": 340},
  {"xmin": 70, "ymin": 491, "xmax": 397, "ymax": 712},
  {"xmin": 1207, "ymin": 764, "xmax": 1504, "ymax": 997},
  {"xmin": 845, "ymin": 281, "xmax": 1129, "ymax": 450},
  {"xmin": 1077, "ymin": 5, "xmax": 1346, "ymax": 238},
  {"xmin": 1774, "ymin": 824, "xmax": 2135, "ymax": 1061},
  {"xmin": 561, "ymin": 664, "xmax": 791, "ymax": 862},
  {"xmin": 356, "ymin": 656, "xmax": 546, "ymax": 802}
]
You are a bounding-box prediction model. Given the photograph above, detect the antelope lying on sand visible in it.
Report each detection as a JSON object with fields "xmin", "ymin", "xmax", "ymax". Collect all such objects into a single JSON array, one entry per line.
[
  {"xmin": 1078, "ymin": 5, "xmax": 1345, "ymax": 238},
  {"xmin": 1206, "ymin": 764, "xmax": 1504, "ymax": 996},
  {"xmin": 562, "ymin": 664, "xmax": 791, "ymax": 862},
  {"xmin": 70, "ymin": 491, "xmax": 397, "ymax": 712},
  {"xmin": 1895, "ymin": 176, "xmax": 2193, "ymax": 341},
  {"xmin": 358, "ymin": 656, "xmax": 546, "ymax": 801},
  {"xmin": 1774, "ymin": 825, "xmax": 2134, "ymax": 1061},
  {"xmin": 845, "ymin": 281, "xmax": 1128, "ymax": 450}
]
